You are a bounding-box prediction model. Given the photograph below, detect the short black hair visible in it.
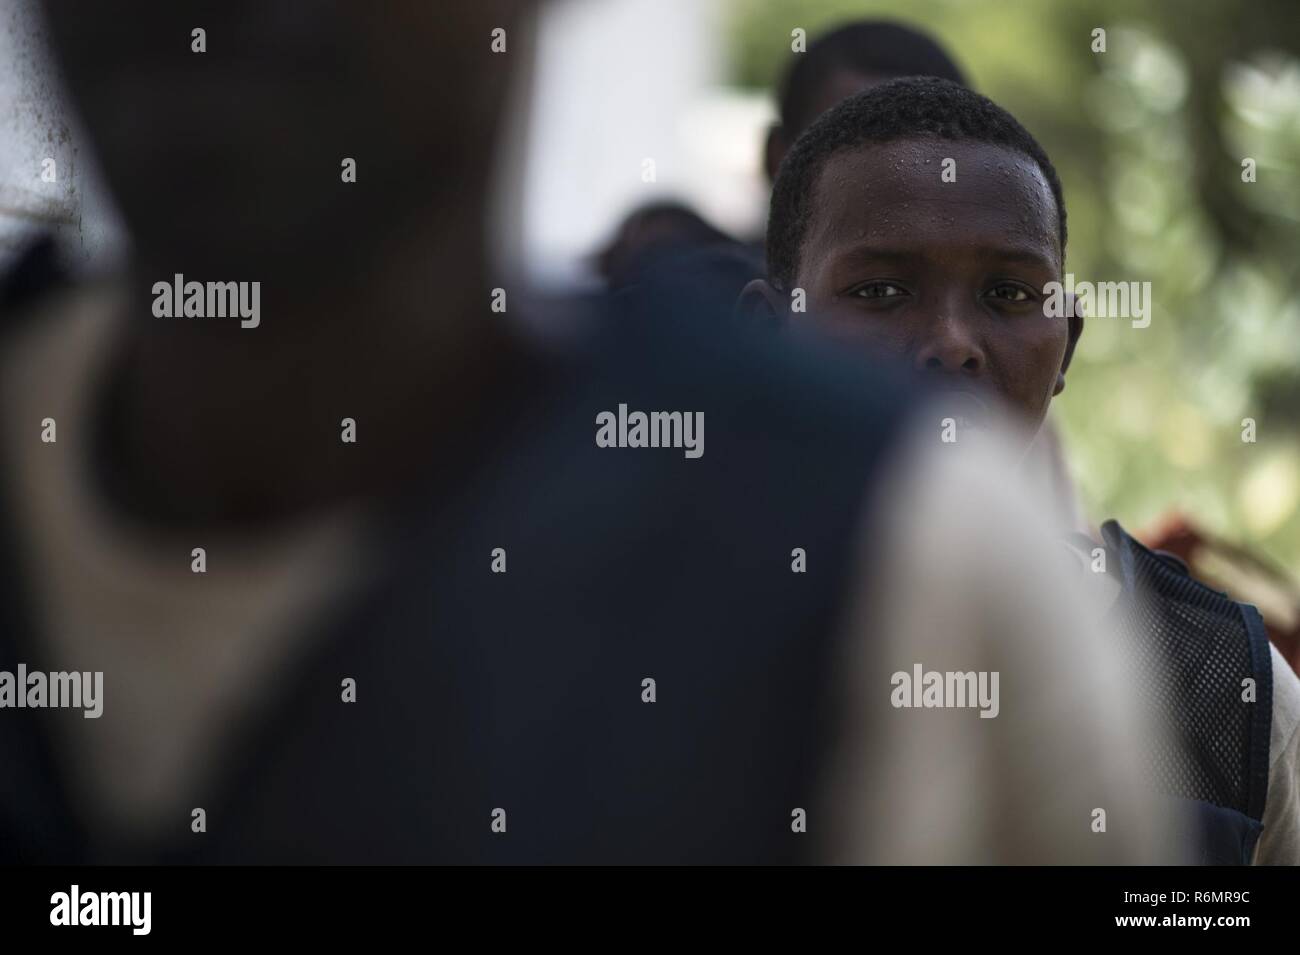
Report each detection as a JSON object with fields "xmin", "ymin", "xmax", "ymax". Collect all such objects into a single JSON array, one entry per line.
[
  {"xmin": 777, "ymin": 21, "xmax": 968, "ymax": 137},
  {"xmin": 767, "ymin": 77, "xmax": 1067, "ymax": 289}
]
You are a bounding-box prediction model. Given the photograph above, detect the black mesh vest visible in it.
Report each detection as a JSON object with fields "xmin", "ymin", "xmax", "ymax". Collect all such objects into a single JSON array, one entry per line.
[{"xmin": 1099, "ymin": 520, "xmax": 1273, "ymax": 864}]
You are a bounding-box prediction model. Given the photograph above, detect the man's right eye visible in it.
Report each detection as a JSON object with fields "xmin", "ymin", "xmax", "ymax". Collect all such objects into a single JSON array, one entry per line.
[{"xmin": 850, "ymin": 281, "xmax": 908, "ymax": 300}]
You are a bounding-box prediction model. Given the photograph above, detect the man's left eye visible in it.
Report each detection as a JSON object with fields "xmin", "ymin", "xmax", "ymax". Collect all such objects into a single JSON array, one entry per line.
[
  {"xmin": 852, "ymin": 281, "xmax": 907, "ymax": 299},
  {"xmin": 989, "ymin": 284, "xmax": 1031, "ymax": 302}
]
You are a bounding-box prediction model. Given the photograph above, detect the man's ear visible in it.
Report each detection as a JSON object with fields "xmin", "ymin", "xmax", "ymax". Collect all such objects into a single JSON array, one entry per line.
[
  {"xmin": 735, "ymin": 278, "xmax": 789, "ymax": 327},
  {"xmin": 764, "ymin": 123, "xmax": 788, "ymax": 184},
  {"xmin": 1054, "ymin": 292, "xmax": 1085, "ymax": 396}
]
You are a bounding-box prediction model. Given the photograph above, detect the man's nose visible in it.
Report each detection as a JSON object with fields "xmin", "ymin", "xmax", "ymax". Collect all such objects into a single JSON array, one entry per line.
[{"xmin": 913, "ymin": 314, "xmax": 986, "ymax": 376}]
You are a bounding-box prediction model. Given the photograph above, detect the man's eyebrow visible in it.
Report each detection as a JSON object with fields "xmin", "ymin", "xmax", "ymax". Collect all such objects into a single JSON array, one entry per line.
[
  {"xmin": 829, "ymin": 247, "xmax": 917, "ymax": 264},
  {"xmin": 828, "ymin": 244, "xmax": 1058, "ymax": 270},
  {"xmin": 986, "ymin": 248, "xmax": 1059, "ymax": 270}
]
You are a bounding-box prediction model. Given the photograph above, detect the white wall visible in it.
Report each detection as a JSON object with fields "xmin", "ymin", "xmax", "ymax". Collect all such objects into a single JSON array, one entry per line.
[
  {"xmin": 512, "ymin": 0, "xmax": 770, "ymax": 289},
  {"xmin": 0, "ymin": 0, "xmax": 123, "ymax": 273}
]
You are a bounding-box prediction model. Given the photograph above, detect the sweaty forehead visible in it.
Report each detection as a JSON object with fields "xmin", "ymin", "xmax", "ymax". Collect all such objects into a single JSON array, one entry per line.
[{"xmin": 803, "ymin": 138, "xmax": 1061, "ymax": 269}]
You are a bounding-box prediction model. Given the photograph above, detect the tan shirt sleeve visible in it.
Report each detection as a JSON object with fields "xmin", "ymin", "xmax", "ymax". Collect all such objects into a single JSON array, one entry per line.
[{"xmin": 818, "ymin": 428, "xmax": 1175, "ymax": 864}]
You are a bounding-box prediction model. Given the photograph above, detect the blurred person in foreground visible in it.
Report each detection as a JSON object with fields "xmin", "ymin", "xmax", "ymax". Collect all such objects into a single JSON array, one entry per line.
[
  {"xmin": 0, "ymin": 0, "xmax": 1159, "ymax": 863},
  {"xmin": 740, "ymin": 77, "xmax": 1299, "ymax": 865}
]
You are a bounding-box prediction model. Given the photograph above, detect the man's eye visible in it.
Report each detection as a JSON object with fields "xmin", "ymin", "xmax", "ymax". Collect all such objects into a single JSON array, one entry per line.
[
  {"xmin": 989, "ymin": 283, "xmax": 1032, "ymax": 302},
  {"xmin": 852, "ymin": 282, "xmax": 907, "ymax": 300}
]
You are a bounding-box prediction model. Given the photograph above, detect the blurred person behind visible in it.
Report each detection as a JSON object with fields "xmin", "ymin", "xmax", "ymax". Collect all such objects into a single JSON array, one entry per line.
[{"xmin": 600, "ymin": 19, "xmax": 966, "ymax": 294}]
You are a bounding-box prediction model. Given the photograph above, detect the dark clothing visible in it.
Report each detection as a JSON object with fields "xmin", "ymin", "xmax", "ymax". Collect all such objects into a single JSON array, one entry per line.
[
  {"xmin": 0, "ymin": 234, "xmax": 67, "ymax": 316},
  {"xmin": 0, "ymin": 285, "xmax": 914, "ymax": 863},
  {"xmin": 624, "ymin": 239, "xmax": 766, "ymax": 324}
]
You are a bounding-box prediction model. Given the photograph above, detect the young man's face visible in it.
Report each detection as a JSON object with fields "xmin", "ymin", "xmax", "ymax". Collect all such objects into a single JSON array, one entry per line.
[{"xmin": 786, "ymin": 138, "xmax": 1078, "ymax": 439}]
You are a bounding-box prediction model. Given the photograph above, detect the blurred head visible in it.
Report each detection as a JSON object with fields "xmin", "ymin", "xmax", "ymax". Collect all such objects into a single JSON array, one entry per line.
[
  {"xmin": 38, "ymin": 0, "xmax": 529, "ymax": 278},
  {"xmin": 765, "ymin": 20, "xmax": 967, "ymax": 182},
  {"xmin": 597, "ymin": 201, "xmax": 734, "ymax": 289},
  {"xmin": 743, "ymin": 78, "xmax": 1081, "ymax": 445}
]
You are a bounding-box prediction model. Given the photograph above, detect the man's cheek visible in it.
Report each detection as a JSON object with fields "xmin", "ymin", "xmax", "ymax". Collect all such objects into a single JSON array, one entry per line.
[
  {"xmin": 1015, "ymin": 325, "xmax": 1068, "ymax": 377},
  {"xmin": 817, "ymin": 311, "xmax": 907, "ymax": 356}
]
